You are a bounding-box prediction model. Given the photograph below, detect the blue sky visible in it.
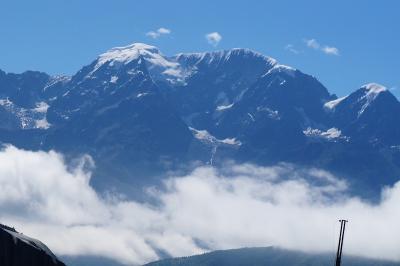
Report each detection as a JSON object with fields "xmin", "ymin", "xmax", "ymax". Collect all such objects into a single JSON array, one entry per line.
[{"xmin": 1, "ymin": 0, "xmax": 399, "ymax": 98}]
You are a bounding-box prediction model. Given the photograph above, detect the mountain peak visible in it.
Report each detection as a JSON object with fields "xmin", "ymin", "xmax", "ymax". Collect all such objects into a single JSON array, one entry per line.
[
  {"xmin": 355, "ymin": 83, "xmax": 389, "ymax": 115},
  {"xmin": 324, "ymin": 83, "xmax": 389, "ymax": 113},
  {"xmin": 89, "ymin": 42, "xmax": 182, "ymax": 78},
  {"xmin": 361, "ymin": 83, "xmax": 387, "ymax": 95},
  {"xmin": 218, "ymin": 48, "xmax": 277, "ymax": 62},
  {"xmin": 175, "ymin": 48, "xmax": 277, "ymax": 67},
  {"xmin": 103, "ymin": 42, "xmax": 160, "ymax": 55},
  {"xmin": 96, "ymin": 42, "xmax": 160, "ymax": 67}
]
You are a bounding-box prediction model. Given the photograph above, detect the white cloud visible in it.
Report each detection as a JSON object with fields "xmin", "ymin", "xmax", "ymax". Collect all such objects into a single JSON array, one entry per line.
[
  {"xmin": 146, "ymin": 27, "xmax": 171, "ymax": 39},
  {"xmin": 146, "ymin": 32, "xmax": 159, "ymax": 39},
  {"xmin": 285, "ymin": 44, "xmax": 300, "ymax": 54},
  {"xmin": 305, "ymin": 39, "xmax": 321, "ymax": 50},
  {"xmin": 1, "ymin": 146, "xmax": 400, "ymax": 265},
  {"xmin": 157, "ymin": 27, "xmax": 171, "ymax": 35},
  {"xmin": 322, "ymin": 46, "xmax": 340, "ymax": 55},
  {"xmin": 304, "ymin": 38, "xmax": 340, "ymax": 56},
  {"xmin": 205, "ymin": 32, "xmax": 222, "ymax": 47}
]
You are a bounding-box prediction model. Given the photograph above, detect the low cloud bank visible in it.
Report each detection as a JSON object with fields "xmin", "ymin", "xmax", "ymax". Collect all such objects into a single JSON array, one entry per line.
[{"xmin": 0, "ymin": 146, "xmax": 399, "ymax": 265}]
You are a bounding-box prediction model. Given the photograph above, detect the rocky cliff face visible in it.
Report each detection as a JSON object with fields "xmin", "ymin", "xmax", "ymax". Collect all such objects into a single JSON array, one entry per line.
[{"xmin": 0, "ymin": 43, "xmax": 400, "ymax": 197}]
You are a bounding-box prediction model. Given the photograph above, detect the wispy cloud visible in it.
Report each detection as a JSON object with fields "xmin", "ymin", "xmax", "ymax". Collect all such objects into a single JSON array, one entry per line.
[
  {"xmin": 205, "ymin": 32, "xmax": 222, "ymax": 47},
  {"xmin": 1, "ymin": 146, "xmax": 400, "ymax": 265},
  {"xmin": 322, "ymin": 46, "xmax": 340, "ymax": 56},
  {"xmin": 305, "ymin": 38, "xmax": 321, "ymax": 49},
  {"xmin": 304, "ymin": 38, "xmax": 340, "ymax": 56},
  {"xmin": 146, "ymin": 27, "xmax": 171, "ymax": 39},
  {"xmin": 285, "ymin": 44, "xmax": 300, "ymax": 54}
]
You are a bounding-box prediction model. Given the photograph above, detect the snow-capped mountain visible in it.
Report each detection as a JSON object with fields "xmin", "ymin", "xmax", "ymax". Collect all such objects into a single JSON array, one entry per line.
[
  {"xmin": 168, "ymin": 48, "xmax": 278, "ymax": 129},
  {"xmin": 325, "ymin": 83, "xmax": 400, "ymax": 146},
  {"xmin": 0, "ymin": 42, "xmax": 399, "ymax": 197}
]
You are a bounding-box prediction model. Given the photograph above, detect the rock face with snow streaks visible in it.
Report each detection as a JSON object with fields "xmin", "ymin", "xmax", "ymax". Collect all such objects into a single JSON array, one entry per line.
[{"xmin": 0, "ymin": 43, "xmax": 400, "ymax": 196}]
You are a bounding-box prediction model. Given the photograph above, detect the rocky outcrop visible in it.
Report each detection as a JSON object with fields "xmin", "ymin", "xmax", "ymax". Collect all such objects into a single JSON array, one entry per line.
[{"xmin": 0, "ymin": 224, "xmax": 65, "ymax": 266}]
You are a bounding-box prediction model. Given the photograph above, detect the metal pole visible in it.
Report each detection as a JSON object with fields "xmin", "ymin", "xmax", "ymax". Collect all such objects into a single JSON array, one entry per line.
[
  {"xmin": 339, "ymin": 221, "xmax": 347, "ymax": 259},
  {"xmin": 335, "ymin": 220, "xmax": 344, "ymax": 266},
  {"xmin": 335, "ymin": 220, "xmax": 348, "ymax": 266}
]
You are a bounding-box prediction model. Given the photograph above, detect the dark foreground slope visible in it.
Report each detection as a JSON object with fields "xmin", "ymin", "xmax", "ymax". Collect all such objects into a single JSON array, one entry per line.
[
  {"xmin": 0, "ymin": 224, "xmax": 65, "ymax": 266},
  {"xmin": 145, "ymin": 247, "xmax": 399, "ymax": 266}
]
